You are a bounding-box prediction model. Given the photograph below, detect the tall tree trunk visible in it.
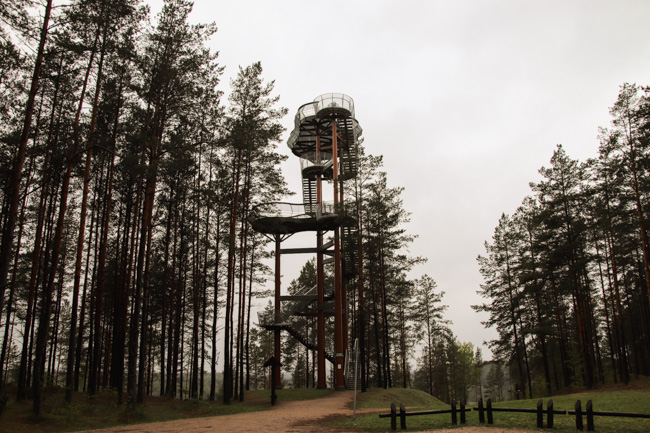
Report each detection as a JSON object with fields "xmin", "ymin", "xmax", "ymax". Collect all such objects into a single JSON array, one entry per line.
[
  {"xmin": 369, "ymin": 268, "xmax": 383, "ymax": 388},
  {"xmin": 223, "ymin": 149, "xmax": 243, "ymax": 404},
  {"xmin": 0, "ymin": 150, "xmax": 34, "ymax": 391},
  {"xmin": 73, "ymin": 25, "xmax": 108, "ymax": 399},
  {"xmin": 378, "ymin": 248, "xmax": 391, "ymax": 388},
  {"xmin": 607, "ymin": 231, "xmax": 630, "ymax": 383},
  {"xmin": 550, "ymin": 278, "xmax": 571, "ymax": 387},
  {"xmin": 245, "ymin": 237, "xmax": 256, "ymax": 391},
  {"xmin": 159, "ymin": 192, "xmax": 174, "ymax": 396},
  {"xmin": 33, "ymin": 174, "xmax": 73, "ymax": 416},
  {"xmin": 171, "ymin": 205, "xmax": 185, "ymax": 397},
  {"xmin": 33, "ymin": 21, "xmax": 101, "ymax": 412},
  {"xmin": 0, "ymin": 0, "xmax": 53, "ymax": 323},
  {"xmin": 137, "ymin": 205, "xmax": 155, "ymax": 403},
  {"xmin": 48, "ymin": 246, "xmax": 67, "ymax": 384},
  {"xmin": 129, "ymin": 96, "xmax": 165, "ymax": 407},
  {"xmin": 191, "ymin": 178, "xmax": 200, "ymax": 400},
  {"xmin": 200, "ymin": 195, "xmax": 210, "ymax": 399},
  {"xmin": 356, "ymin": 184, "xmax": 366, "ymax": 392},
  {"xmin": 15, "ymin": 22, "xmax": 61, "ymax": 405},
  {"xmin": 503, "ymin": 242, "xmax": 526, "ymax": 398},
  {"xmin": 621, "ymin": 112, "xmax": 650, "ymax": 305},
  {"xmin": 594, "ymin": 233, "xmax": 618, "ymax": 383},
  {"xmin": 236, "ymin": 157, "xmax": 252, "ymax": 401},
  {"xmin": 167, "ymin": 201, "xmax": 179, "ymax": 397},
  {"xmin": 210, "ymin": 209, "xmax": 221, "ymax": 401}
]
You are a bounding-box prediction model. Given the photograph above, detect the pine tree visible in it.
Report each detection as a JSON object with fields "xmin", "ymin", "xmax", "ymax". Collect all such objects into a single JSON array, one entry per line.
[
  {"xmin": 0, "ymin": 4, "xmax": 53, "ymax": 386},
  {"xmin": 412, "ymin": 275, "xmax": 448, "ymax": 396},
  {"xmin": 222, "ymin": 62, "xmax": 287, "ymax": 404}
]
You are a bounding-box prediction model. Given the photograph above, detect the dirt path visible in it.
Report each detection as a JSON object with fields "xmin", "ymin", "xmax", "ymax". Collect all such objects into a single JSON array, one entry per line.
[{"xmin": 82, "ymin": 391, "xmax": 538, "ymax": 433}]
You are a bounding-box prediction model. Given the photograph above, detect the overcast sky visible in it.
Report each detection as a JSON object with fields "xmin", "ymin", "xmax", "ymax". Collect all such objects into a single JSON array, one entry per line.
[{"xmin": 149, "ymin": 0, "xmax": 650, "ymax": 358}]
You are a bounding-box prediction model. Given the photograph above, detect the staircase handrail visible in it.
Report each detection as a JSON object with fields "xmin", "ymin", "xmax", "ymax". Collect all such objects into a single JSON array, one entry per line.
[
  {"xmin": 257, "ymin": 309, "xmax": 292, "ymax": 327},
  {"xmin": 293, "ymin": 284, "xmax": 317, "ymax": 297},
  {"xmin": 294, "ymin": 101, "xmax": 319, "ymax": 127}
]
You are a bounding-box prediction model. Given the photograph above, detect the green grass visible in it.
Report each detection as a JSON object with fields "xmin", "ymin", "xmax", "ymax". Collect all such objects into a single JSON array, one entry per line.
[
  {"xmin": 336, "ymin": 382, "xmax": 650, "ymax": 432},
  {"xmin": 0, "ymin": 386, "xmax": 333, "ymax": 433},
  {"xmin": 3, "ymin": 382, "xmax": 650, "ymax": 433},
  {"xmin": 352, "ymin": 387, "xmax": 446, "ymax": 409},
  {"xmin": 487, "ymin": 389, "xmax": 650, "ymax": 433}
]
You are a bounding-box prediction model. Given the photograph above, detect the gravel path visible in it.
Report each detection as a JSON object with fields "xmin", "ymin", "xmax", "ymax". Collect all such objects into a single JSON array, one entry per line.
[{"xmin": 81, "ymin": 391, "xmax": 540, "ymax": 433}]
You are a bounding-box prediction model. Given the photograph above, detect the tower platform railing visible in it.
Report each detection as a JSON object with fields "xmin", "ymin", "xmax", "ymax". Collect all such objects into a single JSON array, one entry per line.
[
  {"xmin": 251, "ymin": 201, "xmax": 344, "ymax": 220},
  {"xmin": 313, "ymin": 93, "xmax": 355, "ymax": 118},
  {"xmin": 300, "ymin": 151, "xmax": 333, "ymax": 178},
  {"xmin": 292, "ymin": 93, "xmax": 356, "ymax": 126}
]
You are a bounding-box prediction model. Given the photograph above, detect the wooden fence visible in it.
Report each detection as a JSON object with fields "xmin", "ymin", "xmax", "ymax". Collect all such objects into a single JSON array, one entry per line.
[{"xmin": 379, "ymin": 398, "xmax": 650, "ymax": 431}]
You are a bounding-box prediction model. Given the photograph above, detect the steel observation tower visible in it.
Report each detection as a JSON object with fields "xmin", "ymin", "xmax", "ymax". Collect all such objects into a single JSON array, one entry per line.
[{"xmin": 250, "ymin": 93, "xmax": 362, "ymax": 389}]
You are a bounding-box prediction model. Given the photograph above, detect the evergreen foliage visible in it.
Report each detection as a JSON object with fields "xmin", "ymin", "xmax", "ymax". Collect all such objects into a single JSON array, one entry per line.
[
  {"xmin": 475, "ymin": 83, "xmax": 650, "ymax": 398},
  {"xmin": 0, "ymin": 0, "xmax": 287, "ymax": 414}
]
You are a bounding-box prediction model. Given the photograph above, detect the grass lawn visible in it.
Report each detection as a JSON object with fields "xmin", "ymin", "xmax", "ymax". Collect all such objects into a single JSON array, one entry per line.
[
  {"xmin": 2, "ymin": 380, "xmax": 650, "ymax": 433},
  {"xmin": 0, "ymin": 386, "xmax": 333, "ymax": 433},
  {"xmin": 336, "ymin": 379, "xmax": 650, "ymax": 432}
]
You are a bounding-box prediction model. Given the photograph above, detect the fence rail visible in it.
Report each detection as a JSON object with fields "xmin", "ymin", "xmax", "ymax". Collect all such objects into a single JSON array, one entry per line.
[
  {"xmin": 379, "ymin": 401, "xmax": 470, "ymax": 430},
  {"xmin": 380, "ymin": 398, "xmax": 650, "ymax": 431}
]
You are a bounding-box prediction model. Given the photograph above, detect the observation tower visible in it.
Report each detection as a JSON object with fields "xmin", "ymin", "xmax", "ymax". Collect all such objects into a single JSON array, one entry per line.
[{"xmin": 251, "ymin": 93, "xmax": 362, "ymax": 389}]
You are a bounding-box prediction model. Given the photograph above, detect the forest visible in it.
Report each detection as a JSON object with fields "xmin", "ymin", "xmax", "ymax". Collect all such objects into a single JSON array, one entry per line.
[
  {"xmin": 475, "ymin": 83, "xmax": 650, "ymax": 398},
  {"xmin": 3, "ymin": 0, "xmax": 648, "ymax": 421},
  {"xmin": 0, "ymin": 0, "xmax": 457, "ymax": 417}
]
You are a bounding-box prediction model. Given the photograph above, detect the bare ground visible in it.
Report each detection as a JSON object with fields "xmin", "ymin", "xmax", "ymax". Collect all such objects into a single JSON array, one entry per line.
[{"xmin": 81, "ymin": 391, "xmax": 540, "ymax": 433}]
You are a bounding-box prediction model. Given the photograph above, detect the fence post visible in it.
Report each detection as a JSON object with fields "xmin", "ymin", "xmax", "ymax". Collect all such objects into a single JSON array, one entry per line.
[
  {"xmin": 460, "ymin": 400, "xmax": 466, "ymax": 424},
  {"xmin": 390, "ymin": 403, "xmax": 396, "ymax": 431},
  {"xmin": 487, "ymin": 398, "xmax": 494, "ymax": 425},
  {"xmin": 575, "ymin": 400, "xmax": 583, "ymax": 431},
  {"xmin": 537, "ymin": 399, "xmax": 543, "ymax": 428},
  {"xmin": 547, "ymin": 399, "xmax": 554, "ymax": 428},
  {"xmin": 451, "ymin": 400, "xmax": 457, "ymax": 425},
  {"xmin": 586, "ymin": 400, "xmax": 594, "ymax": 432},
  {"xmin": 478, "ymin": 398, "xmax": 485, "ymax": 423},
  {"xmin": 399, "ymin": 403, "xmax": 407, "ymax": 430}
]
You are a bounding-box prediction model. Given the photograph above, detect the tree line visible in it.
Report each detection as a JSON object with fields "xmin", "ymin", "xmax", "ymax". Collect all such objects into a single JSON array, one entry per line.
[
  {"xmin": 1, "ymin": 0, "xmax": 474, "ymax": 414},
  {"xmin": 0, "ymin": 0, "xmax": 289, "ymax": 415},
  {"xmin": 475, "ymin": 83, "xmax": 650, "ymax": 398}
]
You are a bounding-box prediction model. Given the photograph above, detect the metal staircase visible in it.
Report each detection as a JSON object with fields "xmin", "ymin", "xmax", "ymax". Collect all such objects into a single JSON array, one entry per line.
[
  {"xmin": 258, "ymin": 285, "xmax": 336, "ymax": 364},
  {"xmin": 257, "ymin": 314, "xmax": 335, "ymax": 364},
  {"xmin": 282, "ymin": 325, "xmax": 334, "ymax": 363},
  {"xmin": 282, "ymin": 284, "xmax": 334, "ymax": 315},
  {"xmin": 344, "ymin": 339, "xmax": 361, "ymax": 390},
  {"xmin": 339, "ymin": 121, "xmax": 359, "ymax": 180},
  {"xmin": 302, "ymin": 177, "xmax": 317, "ymax": 215},
  {"xmin": 341, "ymin": 224, "xmax": 358, "ymax": 277}
]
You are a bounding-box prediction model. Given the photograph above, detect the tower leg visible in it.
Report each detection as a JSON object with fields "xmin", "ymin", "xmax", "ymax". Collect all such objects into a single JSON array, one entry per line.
[
  {"xmin": 331, "ymin": 119, "xmax": 345, "ymax": 389},
  {"xmin": 274, "ymin": 235, "xmax": 282, "ymax": 388},
  {"xmin": 317, "ymin": 230, "xmax": 326, "ymax": 388},
  {"xmin": 343, "ymin": 277, "xmax": 349, "ymax": 358},
  {"xmin": 340, "ymin": 179, "xmax": 349, "ymax": 354},
  {"xmin": 334, "ymin": 226, "xmax": 345, "ymax": 389},
  {"xmin": 274, "ymin": 329, "xmax": 281, "ymax": 388}
]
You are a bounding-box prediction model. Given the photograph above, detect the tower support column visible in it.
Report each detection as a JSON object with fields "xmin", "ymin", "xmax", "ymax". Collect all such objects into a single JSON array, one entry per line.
[
  {"xmin": 332, "ymin": 119, "xmax": 345, "ymax": 389},
  {"xmin": 315, "ymin": 135, "xmax": 327, "ymax": 389},
  {"xmin": 317, "ymin": 230, "xmax": 326, "ymax": 388},
  {"xmin": 274, "ymin": 234, "xmax": 282, "ymax": 388}
]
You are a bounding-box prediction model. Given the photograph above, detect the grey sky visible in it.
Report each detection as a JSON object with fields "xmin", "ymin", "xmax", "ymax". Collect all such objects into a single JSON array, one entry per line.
[{"xmin": 150, "ymin": 0, "xmax": 650, "ymax": 358}]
